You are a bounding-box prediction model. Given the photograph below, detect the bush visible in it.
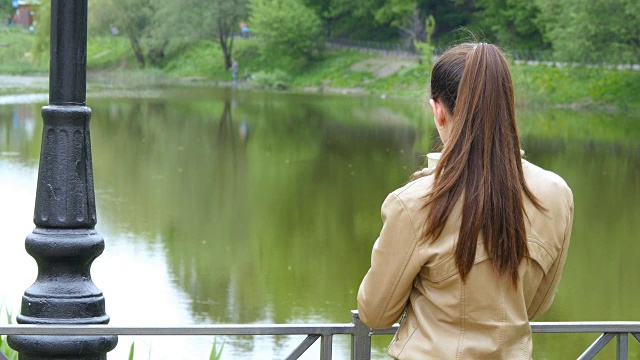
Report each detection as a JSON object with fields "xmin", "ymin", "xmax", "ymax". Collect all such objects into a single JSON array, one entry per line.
[
  {"xmin": 249, "ymin": 0, "xmax": 324, "ymax": 60},
  {"xmin": 251, "ymin": 70, "xmax": 291, "ymax": 90}
]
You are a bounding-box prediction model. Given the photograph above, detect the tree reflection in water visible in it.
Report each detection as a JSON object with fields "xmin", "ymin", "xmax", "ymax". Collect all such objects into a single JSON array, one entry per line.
[{"xmin": 1, "ymin": 90, "xmax": 640, "ymax": 358}]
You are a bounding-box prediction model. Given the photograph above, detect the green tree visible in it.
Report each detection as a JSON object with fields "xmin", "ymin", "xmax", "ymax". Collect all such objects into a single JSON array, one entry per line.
[
  {"xmin": 250, "ymin": 0, "xmax": 324, "ymax": 60},
  {"xmin": 474, "ymin": 0, "xmax": 546, "ymax": 49},
  {"xmin": 90, "ymin": 0, "xmax": 160, "ymax": 66},
  {"xmin": 32, "ymin": 1, "xmax": 50, "ymax": 62},
  {"xmin": 303, "ymin": 0, "xmax": 350, "ymax": 38},
  {"xmin": 413, "ymin": 14, "xmax": 435, "ymax": 71},
  {"xmin": 1, "ymin": 1, "xmax": 12, "ymax": 23},
  {"xmin": 536, "ymin": 0, "xmax": 640, "ymax": 63},
  {"xmin": 90, "ymin": 0, "xmax": 182, "ymax": 67},
  {"xmin": 89, "ymin": 0, "xmax": 248, "ymax": 69},
  {"xmin": 186, "ymin": 0, "xmax": 249, "ymax": 69},
  {"xmin": 303, "ymin": 0, "xmax": 397, "ymax": 40},
  {"xmin": 374, "ymin": 0, "xmax": 423, "ymax": 43},
  {"xmin": 374, "ymin": 0, "xmax": 474, "ymax": 45}
]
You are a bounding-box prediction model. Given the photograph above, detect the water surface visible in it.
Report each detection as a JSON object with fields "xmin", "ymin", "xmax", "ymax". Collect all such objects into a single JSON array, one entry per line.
[{"xmin": 1, "ymin": 85, "xmax": 639, "ymax": 359}]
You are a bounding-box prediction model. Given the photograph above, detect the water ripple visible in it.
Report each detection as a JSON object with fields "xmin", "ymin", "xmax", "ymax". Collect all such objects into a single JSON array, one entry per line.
[{"xmin": 0, "ymin": 93, "xmax": 48, "ymax": 105}]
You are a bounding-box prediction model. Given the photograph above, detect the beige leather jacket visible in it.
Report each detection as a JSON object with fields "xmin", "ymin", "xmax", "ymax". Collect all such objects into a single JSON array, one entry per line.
[{"xmin": 357, "ymin": 160, "xmax": 574, "ymax": 359}]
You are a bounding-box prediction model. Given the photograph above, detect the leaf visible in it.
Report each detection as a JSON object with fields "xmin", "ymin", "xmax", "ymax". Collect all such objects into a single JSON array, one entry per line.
[{"xmin": 209, "ymin": 337, "xmax": 225, "ymax": 360}]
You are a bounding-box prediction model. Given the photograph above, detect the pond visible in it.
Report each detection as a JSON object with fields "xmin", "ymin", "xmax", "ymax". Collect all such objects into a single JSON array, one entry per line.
[{"xmin": 1, "ymin": 81, "xmax": 639, "ymax": 359}]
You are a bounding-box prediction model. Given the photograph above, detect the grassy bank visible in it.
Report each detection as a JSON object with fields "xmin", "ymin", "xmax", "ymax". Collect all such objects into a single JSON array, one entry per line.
[
  {"xmin": 513, "ymin": 65, "xmax": 640, "ymax": 111},
  {"xmin": 2, "ymin": 28, "xmax": 640, "ymax": 111},
  {"xmin": 0, "ymin": 28, "xmax": 134, "ymax": 74},
  {"xmin": 0, "ymin": 29, "xmax": 46, "ymax": 74}
]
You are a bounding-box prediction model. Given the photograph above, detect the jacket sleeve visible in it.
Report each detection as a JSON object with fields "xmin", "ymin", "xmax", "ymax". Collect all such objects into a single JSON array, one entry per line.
[
  {"xmin": 357, "ymin": 192, "xmax": 422, "ymax": 329},
  {"xmin": 528, "ymin": 197, "xmax": 574, "ymax": 320}
]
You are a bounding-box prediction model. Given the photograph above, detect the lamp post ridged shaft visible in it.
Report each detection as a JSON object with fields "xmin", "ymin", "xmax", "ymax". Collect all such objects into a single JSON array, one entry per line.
[{"xmin": 7, "ymin": 0, "xmax": 118, "ymax": 358}]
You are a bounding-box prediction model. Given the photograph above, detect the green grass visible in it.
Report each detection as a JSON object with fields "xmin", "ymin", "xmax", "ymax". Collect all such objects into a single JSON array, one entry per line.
[
  {"xmin": 0, "ymin": 304, "xmax": 18, "ymax": 360},
  {"xmin": 288, "ymin": 50, "xmax": 374, "ymax": 88},
  {"xmin": 1, "ymin": 31, "xmax": 639, "ymax": 111},
  {"xmin": 209, "ymin": 337, "xmax": 224, "ymax": 360},
  {"xmin": 163, "ymin": 39, "xmax": 640, "ymax": 111},
  {"xmin": 0, "ymin": 27, "xmax": 47, "ymax": 74},
  {"xmin": 511, "ymin": 63, "xmax": 640, "ymax": 111},
  {"xmin": 0, "ymin": 29, "xmax": 133, "ymax": 74},
  {"xmin": 364, "ymin": 64, "xmax": 427, "ymax": 99},
  {"xmin": 87, "ymin": 36, "xmax": 135, "ymax": 70},
  {"xmin": 163, "ymin": 39, "xmax": 228, "ymax": 79}
]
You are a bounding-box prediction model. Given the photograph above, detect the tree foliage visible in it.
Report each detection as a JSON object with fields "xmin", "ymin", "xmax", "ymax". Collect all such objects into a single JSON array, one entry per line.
[
  {"xmin": 89, "ymin": 0, "xmax": 247, "ymax": 68},
  {"xmin": 414, "ymin": 15, "xmax": 435, "ymax": 71},
  {"xmin": 475, "ymin": 0, "xmax": 544, "ymax": 49},
  {"xmin": 303, "ymin": 0, "xmax": 351, "ymax": 37},
  {"xmin": 73, "ymin": 0, "xmax": 640, "ymax": 69},
  {"xmin": 373, "ymin": 0, "xmax": 474, "ymax": 45},
  {"xmin": 32, "ymin": 1, "xmax": 51, "ymax": 62},
  {"xmin": 535, "ymin": 0, "xmax": 640, "ymax": 63},
  {"xmin": 250, "ymin": 0, "xmax": 324, "ymax": 60},
  {"xmin": 300, "ymin": 0, "xmax": 394, "ymax": 40},
  {"xmin": 169, "ymin": 0, "xmax": 248, "ymax": 69},
  {"xmin": 89, "ymin": 0, "xmax": 162, "ymax": 66},
  {"xmin": 0, "ymin": 1, "xmax": 12, "ymax": 21}
]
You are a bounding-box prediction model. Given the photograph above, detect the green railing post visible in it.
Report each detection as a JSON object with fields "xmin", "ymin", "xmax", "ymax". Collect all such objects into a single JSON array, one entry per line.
[{"xmin": 351, "ymin": 310, "xmax": 371, "ymax": 360}]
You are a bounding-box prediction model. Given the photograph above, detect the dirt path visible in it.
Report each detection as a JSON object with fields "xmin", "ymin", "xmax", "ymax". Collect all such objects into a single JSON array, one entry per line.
[{"xmin": 349, "ymin": 58, "xmax": 417, "ymax": 78}]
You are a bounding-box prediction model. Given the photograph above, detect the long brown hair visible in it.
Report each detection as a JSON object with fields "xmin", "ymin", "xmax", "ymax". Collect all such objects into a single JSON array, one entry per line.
[{"xmin": 425, "ymin": 43, "xmax": 543, "ymax": 286}]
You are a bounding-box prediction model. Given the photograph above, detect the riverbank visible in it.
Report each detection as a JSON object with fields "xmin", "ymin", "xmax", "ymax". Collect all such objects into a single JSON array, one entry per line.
[{"xmin": 2, "ymin": 30, "xmax": 640, "ymax": 111}]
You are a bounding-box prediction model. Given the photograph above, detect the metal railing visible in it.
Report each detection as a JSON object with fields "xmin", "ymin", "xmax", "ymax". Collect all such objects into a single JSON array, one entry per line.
[
  {"xmin": 326, "ymin": 38, "xmax": 418, "ymax": 58},
  {"xmin": 228, "ymin": 34, "xmax": 640, "ymax": 69},
  {"xmin": 0, "ymin": 311, "xmax": 639, "ymax": 359},
  {"xmin": 531, "ymin": 322, "xmax": 640, "ymax": 359}
]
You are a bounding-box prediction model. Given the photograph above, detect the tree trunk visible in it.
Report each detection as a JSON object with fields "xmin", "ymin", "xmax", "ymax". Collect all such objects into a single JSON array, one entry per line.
[
  {"xmin": 228, "ymin": 29, "xmax": 235, "ymax": 66},
  {"xmin": 220, "ymin": 33, "xmax": 231, "ymax": 70},
  {"xmin": 129, "ymin": 35, "xmax": 145, "ymax": 66},
  {"xmin": 412, "ymin": 10, "xmax": 426, "ymax": 42},
  {"xmin": 147, "ymin": 40, "xmax": 168, "ymax": 67}
]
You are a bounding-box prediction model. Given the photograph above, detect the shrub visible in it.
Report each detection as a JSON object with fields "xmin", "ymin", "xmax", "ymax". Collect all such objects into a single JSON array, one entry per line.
[
  {"xmin": 249, "ymin": 0, "xmax": 324, "ymax": 60},
  {"xmin": 251, "ymin": 70, "xmax": 291, "ymax": 90}
]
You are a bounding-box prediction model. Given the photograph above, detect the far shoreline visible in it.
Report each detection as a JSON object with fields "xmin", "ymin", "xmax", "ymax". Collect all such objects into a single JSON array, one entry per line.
[{"xmin": 0, "ymin": 70, "xmax": 636, "ymax": 113}]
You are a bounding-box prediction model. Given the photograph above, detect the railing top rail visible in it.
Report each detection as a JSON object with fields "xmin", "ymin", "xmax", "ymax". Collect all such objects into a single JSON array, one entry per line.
[
  {"xmin": 531, "ymin": 322, "xmax": 640, "ymax": 333},
  {"xmin": 0, "ymin": 324, "xmax": 356, "ymax": 336},
  {"xmin": 0, "ymin": 322, "xmax": 639, "ymax": 336}
]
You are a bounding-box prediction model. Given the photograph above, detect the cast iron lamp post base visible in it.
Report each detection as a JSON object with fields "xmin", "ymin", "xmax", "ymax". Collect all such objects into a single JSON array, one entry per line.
[{"xmin": 7, "ymin": 1, "xmax": 117, "ymax": 357}]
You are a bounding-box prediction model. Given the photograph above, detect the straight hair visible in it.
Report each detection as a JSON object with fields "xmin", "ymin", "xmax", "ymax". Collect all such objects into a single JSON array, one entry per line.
[{"xmin": 425, "ymin": 43, "xmax": 543, "ymax": 286}]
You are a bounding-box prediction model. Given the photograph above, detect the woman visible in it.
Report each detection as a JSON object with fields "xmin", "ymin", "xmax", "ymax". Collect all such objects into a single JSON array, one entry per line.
[{"xmin": 357, "ymin": 43, "xmax": 574, "ymax": 359}]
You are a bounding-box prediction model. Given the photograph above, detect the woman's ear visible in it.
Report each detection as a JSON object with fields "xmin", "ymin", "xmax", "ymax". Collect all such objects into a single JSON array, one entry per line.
[
  {"xmin": 430, "ymin": 98, "xmax": 451, "ymax": 144},
  {"xmin": 429, "ymin": 99, "xmax": 446, "ymax": 128}
]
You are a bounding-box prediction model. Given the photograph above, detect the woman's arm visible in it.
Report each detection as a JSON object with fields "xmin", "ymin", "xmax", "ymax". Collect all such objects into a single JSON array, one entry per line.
[
  {"xmin": 357, "ymin": 192, "xmax": 423, "ymax": 329},
  {"xmin": 528, "ymin": 197, "xmax": 574, "ymax": 319}
]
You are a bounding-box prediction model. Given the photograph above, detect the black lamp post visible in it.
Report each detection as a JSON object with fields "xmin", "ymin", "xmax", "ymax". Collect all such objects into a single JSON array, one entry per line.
[{"xmin": 7, "ymin": 0, "xmax": 118, "ymax": 358}]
